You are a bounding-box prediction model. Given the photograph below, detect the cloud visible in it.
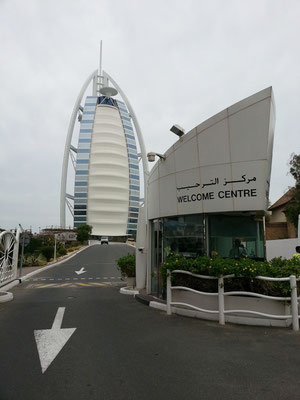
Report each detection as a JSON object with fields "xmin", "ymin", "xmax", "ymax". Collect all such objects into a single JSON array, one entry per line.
[{"xmin": 0, "ymin": 0, "xmax": 299, "ymax": 230}]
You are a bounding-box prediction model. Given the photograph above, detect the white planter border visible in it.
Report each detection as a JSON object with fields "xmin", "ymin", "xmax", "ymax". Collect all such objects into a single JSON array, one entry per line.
[
  {"xmin": 166, "ymin": 270, "xmax": 300, "ymax": 330},
  {"xmin": 0, "ymin": 291, "xmax": 13, "ymax": 303}
]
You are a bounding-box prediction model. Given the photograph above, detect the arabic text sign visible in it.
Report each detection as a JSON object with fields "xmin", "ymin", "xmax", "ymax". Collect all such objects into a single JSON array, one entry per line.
[{"xmin": 177, "ymin": 174, "xmax": 257, "ymax": 192}]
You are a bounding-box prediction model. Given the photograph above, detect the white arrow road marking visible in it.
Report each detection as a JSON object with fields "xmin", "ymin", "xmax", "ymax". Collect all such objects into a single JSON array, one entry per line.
[
  {"xmin": 34, "ymin": 307, "xmax": 76, "ymax": 374},
  {"xmin": 75, "ymin": 267, "xmax": 86, "ymax": 275}
]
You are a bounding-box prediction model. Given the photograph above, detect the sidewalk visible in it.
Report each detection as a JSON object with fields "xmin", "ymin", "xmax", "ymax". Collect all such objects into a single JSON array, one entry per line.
[{"xmin": 18, "ymin": 266, "xmax": 43, "ymax": 277}]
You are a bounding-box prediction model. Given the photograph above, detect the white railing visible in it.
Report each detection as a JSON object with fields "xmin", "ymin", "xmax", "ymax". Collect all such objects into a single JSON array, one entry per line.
[
  {"xmin": 166, "ymin": 269, "xmax": 300, "ymax": 331},
  {"xmin": 0, "ymin": 230, "xmax": 19, "ymax": 286}
]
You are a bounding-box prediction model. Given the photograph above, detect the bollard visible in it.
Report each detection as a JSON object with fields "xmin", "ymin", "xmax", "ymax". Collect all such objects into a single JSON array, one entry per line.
[
  {"xmin": 289, "ymin": 275, "xmax": 299, "ymax": 331},
  {"xmin": 218, "ymin": 276, "xmax": 225, "ymax": 325},
  {"xmin": 166, "ymin": 269, "xmax": 172, "ymax": 315}
]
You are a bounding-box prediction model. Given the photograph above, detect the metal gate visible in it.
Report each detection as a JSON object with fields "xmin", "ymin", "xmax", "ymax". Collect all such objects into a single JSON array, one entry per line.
[{"xmin": 0, "ymin": 230, "xmax": 19, "ymax": 286}]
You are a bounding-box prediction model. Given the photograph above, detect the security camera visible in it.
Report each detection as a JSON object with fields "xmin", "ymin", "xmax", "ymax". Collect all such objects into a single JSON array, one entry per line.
[
  {"xmin": 147, "ymin": 152, "xmax": 166, "ymax": 162},
  {"xmin": 147, "ymin": 152, "xmax": 156, "ymax": 162},
  {"xmin": 170, "ymin": 124, "xmax": 185, "ymax": 137}
]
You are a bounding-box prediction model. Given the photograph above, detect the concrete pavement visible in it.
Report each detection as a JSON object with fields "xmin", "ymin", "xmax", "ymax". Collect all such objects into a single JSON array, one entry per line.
[{"xmin": 0, "ymin": 244, "xmax": 300, "ymax": 399}]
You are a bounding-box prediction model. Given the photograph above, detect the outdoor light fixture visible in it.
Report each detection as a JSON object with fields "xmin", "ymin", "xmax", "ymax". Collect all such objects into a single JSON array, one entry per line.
[
  {"xmin": 147, "ymin": 152, "xmax": 166, "ymax": 162},
  {"xmin": 170, "ymin": 124, "xmax": 185, "ymax": 137}
]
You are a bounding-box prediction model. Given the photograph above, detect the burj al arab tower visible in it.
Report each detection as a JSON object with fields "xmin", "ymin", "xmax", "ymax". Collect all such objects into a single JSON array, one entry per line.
[{"xmin": 60, "ymin": 47, "xmax": 148, "ymax": 237}]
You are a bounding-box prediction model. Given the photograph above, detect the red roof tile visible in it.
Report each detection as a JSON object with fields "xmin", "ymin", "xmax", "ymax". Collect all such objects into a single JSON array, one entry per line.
[{"xmin": 268, "ymin": 187, "xmax": 295, "ymax": 210}]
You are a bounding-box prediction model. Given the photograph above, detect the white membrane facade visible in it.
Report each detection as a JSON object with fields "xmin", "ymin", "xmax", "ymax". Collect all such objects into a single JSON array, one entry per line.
[
  {"xmin": 87, "ymin": 105, "xmax": 129, "ymax": 236},
  {"xmin": 73, "ymin": 95, "xmax": 140, "ymax": 236}
]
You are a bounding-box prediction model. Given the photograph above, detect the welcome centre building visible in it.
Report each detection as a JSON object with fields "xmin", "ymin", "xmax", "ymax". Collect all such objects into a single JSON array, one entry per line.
[{"xmin": 144, "ymin": 87, "xmax": 275, "ymax": 296}]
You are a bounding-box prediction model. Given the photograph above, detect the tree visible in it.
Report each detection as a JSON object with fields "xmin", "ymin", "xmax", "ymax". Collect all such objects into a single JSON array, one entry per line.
[
  {"xmin": 76, "ymin": 224, "xmax": 92, "ymax": 243},
  {"xmin": 24, "ymin": 237, "xmax": 43, "ymax": 254},
  {"xmin": 289, "ymin": 153, "xmax": 300, "ymax": 185},
  {"xmin": 285, "ymin": 153, "xmax": 300, "ymax": 230}
]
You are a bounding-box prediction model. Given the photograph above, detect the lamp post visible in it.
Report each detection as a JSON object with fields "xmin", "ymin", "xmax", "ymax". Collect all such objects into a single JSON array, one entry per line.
[{"xmin": 54, "ymin": 234, "xmax": 57, "ymax": 262}]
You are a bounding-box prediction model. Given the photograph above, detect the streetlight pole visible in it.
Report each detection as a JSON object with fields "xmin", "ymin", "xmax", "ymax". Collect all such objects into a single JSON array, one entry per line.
[{"xmin": 54, "ymin": 234, "xmax": 57, "ymax": 262}]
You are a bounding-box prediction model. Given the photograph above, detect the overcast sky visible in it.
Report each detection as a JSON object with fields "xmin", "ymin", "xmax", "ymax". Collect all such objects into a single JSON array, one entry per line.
[{"xmin": 0, "ymin": 0, "xmax": 299, "ymax": 232}]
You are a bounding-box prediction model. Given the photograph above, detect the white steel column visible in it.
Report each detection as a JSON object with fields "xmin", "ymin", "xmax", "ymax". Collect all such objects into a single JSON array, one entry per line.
[{"xmin": 60, "ymin": 69, "xmax": 98, "ymax": 228}]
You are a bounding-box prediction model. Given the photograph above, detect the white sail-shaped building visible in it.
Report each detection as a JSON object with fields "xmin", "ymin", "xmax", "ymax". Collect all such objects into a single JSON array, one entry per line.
[
  {"xmin": 60, "ymin": 67, "xmax": 148, "ymax": 238},
  {"xmin": 74, "ymin": 95, "xmax": 140, "ymax": 236}
]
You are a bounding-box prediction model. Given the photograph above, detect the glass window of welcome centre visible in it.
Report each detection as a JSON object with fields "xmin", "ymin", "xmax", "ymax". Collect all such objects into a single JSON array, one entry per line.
[
  {"xmin": 163, "ymin": 215, "xmax": 205, "ymax": 258},
  {"xmin": 208, "ymin": 214, "xmax": 264, "ymax": 260}
]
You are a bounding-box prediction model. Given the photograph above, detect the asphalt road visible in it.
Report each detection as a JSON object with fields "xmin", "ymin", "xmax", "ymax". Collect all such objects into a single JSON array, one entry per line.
[{"xmin": 1, "ymin": 243, "xmax": 300, "ymax": 400}]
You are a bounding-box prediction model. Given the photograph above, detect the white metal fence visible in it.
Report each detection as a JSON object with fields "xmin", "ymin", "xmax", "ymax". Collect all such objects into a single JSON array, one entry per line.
[
  {"xmin": 166, "ymin": 269, "xmax": 300, "ymax": 331},
  {"xmin": 0, "ymin": 230, "xmax": 19, "ymax": 286}
]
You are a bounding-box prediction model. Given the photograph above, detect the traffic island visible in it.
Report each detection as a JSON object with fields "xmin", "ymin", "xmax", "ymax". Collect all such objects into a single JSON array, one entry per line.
[
  {"xmin": 120, "ymin": 287, "xmax": 139, "ymax": 296},
  {"xmin": 0, "ymin": 291, "xmax": 13, "ymax": 303}
]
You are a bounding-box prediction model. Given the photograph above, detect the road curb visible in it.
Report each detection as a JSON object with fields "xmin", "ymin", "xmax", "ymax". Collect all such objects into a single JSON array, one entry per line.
[
  {"xmin": 134, "ymin": 293, "xmax": 167, "ymax": 310},
  {"xmin": 135, "ymin": 294, "xmax": 150, "ymax": 305},
  {"xmin": 120, "ymin": 287, "xmax": 139, "ymax": 296},
  {"xmin": 0, "ymin": 280, "xmax": 20, "ymax": 292},
  {"xmin": 149, "ymin": 301, "xmax": 167, "ymax": 311},
  {"xmin": 0, "ymin": 291, "xmax": 13, "ymax": 302}
]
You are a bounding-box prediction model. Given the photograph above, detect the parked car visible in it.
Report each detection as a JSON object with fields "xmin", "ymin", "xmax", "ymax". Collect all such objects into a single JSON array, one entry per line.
[{"xmin": 100, "ymin": 236, "xmax": 109, "ymax": 245}]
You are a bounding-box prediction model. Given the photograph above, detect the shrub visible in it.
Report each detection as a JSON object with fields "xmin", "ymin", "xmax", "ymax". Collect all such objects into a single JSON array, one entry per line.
[
  {"xmin": 161, "ymin": 254, "xmax": 300, "ymax": 297},
  {"xmin": 66, "ymin": 245, "xmax": 82, "ymax": 253},
  {"xmin": 117, "ymin": 253, "xmax": 136, "ymax": 277},
  {"xmin": 40, "ymin": 246, "xmax": 54, "ymax": 261},
  {"xmin": 37, "ymin": 254, "xmax": 47, "ymax": 266},
  {"xmin": 57, "ymin": 247, "xmax": 67, "ymax": 257}
]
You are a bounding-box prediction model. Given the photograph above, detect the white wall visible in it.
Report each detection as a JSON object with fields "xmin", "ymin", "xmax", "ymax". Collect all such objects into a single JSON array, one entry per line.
[
  {"xmin": 266, "ymin": 238, "xmax": 299, "ymax": 260},
  {"xmin": 148, "ymin": 87, "xmax": 275, "ymax": 220},
  {"xmin": 269, "ymin": 207, "xmax": 286, "ymax": 223}
]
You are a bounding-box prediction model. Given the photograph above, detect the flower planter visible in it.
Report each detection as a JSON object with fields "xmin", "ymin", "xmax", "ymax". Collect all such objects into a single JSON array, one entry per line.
[
  {"xmin": 171, "ymin": 289, "xmax": 292, "ymax": 327},
  {"xmin": 126, "ymin": 277, "xmax": 136, "ymax": 288}
]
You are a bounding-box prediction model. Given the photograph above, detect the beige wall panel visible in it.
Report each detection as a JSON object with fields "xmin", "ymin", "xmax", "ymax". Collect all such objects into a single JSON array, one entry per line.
[
  {"xmin": 198, "ymin": 118, "xmax": 231, "ymax": 167},
  {"xmin": 147, "ymin": 87, "xmax": 275, "ymax": 219},
  {"xmin": 229, "ymin": 98, "xmax": 270, "ymax": 163}
]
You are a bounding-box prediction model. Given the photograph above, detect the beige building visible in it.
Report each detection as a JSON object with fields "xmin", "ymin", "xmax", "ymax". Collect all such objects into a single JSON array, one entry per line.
[
  {"xmin": 266, "ymin": 188, "xmax": 297, "ymax": 240},
  {"xmin": 144, "ymin": 87, "xmax": 275, "ymax": 295}
]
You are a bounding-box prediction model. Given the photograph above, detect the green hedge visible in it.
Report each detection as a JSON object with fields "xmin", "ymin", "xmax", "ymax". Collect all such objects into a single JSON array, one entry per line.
[
  {"xmin": 161, "ymin": 255, "xmax": 300, "ymax": 297},
  {"xmin": 117, "ymin": 253, "xmax": 135, "ymax": 277}
]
